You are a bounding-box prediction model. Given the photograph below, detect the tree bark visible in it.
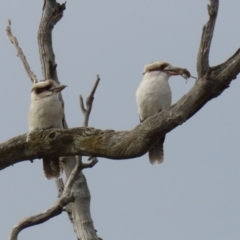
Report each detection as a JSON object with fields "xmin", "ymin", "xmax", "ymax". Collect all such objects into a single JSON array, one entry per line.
[{"xmin": 1, "ymin": 49, "xmax": 240, "ymax": 171}]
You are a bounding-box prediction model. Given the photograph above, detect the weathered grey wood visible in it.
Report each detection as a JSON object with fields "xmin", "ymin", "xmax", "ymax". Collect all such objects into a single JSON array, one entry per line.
[
  {"xmin": 1, "ymin": 43, "xmax": 240, "ymax": 168},
  {"xmin": 6, "ymin": 20, "xmax": 38, "ymax": 83},
  {"xmin": 37, "ymin": 1, "xmax": 100, "ymax": 239},
  {"xmin": 8, "ymin": 156, "xmax": 95, "ymax": 240},
  {"xmin": 6, "ymin": 0, "xmax": 99, "ymax": 238},
  {"xmin": 80, "ymin": 75, "xmax": 101, "ymax": 128},
  {"xmin": 38, "ymin": 0, "xmax": 66, "ymax": 81},
  {"xmin": 197, "ymin": 0, "xmax": 219, "ymax": 78}
]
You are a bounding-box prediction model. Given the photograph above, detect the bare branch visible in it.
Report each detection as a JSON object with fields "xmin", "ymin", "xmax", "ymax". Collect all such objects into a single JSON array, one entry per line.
[
  {"xmin": 8, "ymin": 156, "xmax": 85, "ymax": 240},
  {"xmin": 80, "ymin": 95, "xmax": 86, "ymax": 114},
  {"xmin": 37, "ymin": 2, "xmax": 100, "ymax": 239},
  {"xmin": 9, "ymin": 194, "xmax": 74, "ymax": 240},
  {"xmin": 197, "ymin": 0, "xmax": 219, "ymax": 77},
  {"xmin": 38, "ymin": 0, "xmax": 66, "ymax": 81},
  {"xmin": 80, "ymin": 75, "xmax": 101, "ymax": 127},
  {"xmin": 1, "ymin": 50, "xmax": 240, "ymax": 170},
  {"xmin": 212, "ymin": 49, "xmax": 240, "ymax": 82},
  {"xmin": 79, "ymin": 75, "xmax": 100, "ymax": 165},
  {"xmin": 6, "ymin": 20, "xmax": 38, "ymax": 84},
  {"xmin": 86, "ymin": 75, "xmax": 101, "ymax": 110}
]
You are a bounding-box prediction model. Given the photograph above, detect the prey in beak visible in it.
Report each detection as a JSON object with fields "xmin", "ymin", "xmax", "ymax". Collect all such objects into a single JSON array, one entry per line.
[
  {"xmin": 163, "ymin": 65, "xmax": 191, "ymax": 81},
  {"xmin": 143, "ymin": 61, "xmax": 194, "ymax": 82}
]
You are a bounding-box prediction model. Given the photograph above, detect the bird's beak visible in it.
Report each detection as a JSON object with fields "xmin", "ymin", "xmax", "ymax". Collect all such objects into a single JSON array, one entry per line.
[
  {"xmin": 163, "ymin": 66, "xmax": 190, "ymax": 80},
  {"xmin": 50, "ymin": 85, "xmax": 67, "ymax": 92}
]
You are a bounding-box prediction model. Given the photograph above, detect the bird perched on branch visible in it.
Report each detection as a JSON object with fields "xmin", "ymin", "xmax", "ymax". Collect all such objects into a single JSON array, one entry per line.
[
  {"xmin": 136, "ymin": 61, "xmax": 190, "ymax": 164},
  {"xmin": 28, "ymin": 79, "xmax": 67, "ymax": 179}
]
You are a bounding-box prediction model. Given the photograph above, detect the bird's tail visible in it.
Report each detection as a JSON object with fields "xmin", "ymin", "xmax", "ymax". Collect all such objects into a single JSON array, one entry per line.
[
  {"xmin": 43, "ymin": 158, "xmax": 61, "ymax": 179},
  {"xmin": 148, "ymin": 135, "xmax": 165, "ymax": 164}
]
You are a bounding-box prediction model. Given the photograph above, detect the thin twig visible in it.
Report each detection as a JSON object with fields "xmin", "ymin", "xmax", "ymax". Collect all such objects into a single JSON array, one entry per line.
[
  {"xmin": 80, "ymin": 75, "xmax": 100, "ymax": 127},
  {"xmin": 197, "ymin": 0, "xmax": 219, "ymax": 77},
  {"xmin": 6, "ymin": 20, "xmax": 38, "ymax": 84},
  {"xmin": 38, "ymin": 1, "xmax": 66, "ymax": 80},
  {"xmin": 79, "ymin": 75, "xmax": 100, "ymax": 166}
]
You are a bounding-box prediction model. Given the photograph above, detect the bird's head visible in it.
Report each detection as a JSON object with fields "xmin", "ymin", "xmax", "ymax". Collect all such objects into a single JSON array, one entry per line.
[
  {"xmin": 143, "ymin": 61, "xmax": 190, "ymax": 80},
  {"xmin": 31, "ymin": 79, "xmax": 67, "ymax": 100}
]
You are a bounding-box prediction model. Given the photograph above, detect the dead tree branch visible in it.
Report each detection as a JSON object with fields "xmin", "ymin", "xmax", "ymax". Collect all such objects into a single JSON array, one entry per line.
[
  {"xmin": 3, "ymin": 0, "xmax": 240, "ymax": 239},
  {"xmin": 63, "ymin": 76, "xmax": 101, "ymax": 239},
  {"xmin": 6, "ymin": 0, "xmax": 99, "ymax": 239},
  {"xmin": 37, "ymin": 1, "xmax": 100, "ymax": 239},
  {"xmin": 79, "ymin": 74, "xmax": 100, "ymax": 165},
  {"xmin": 80, "ymin": 75, "xmax": 101, "ymax": 127},
  {"xmin": 61, "ymin": 76, "xmax": 101, "ymax": 239},
  {"xmin": 8, "ymin": 156, "xmax": 96, "ymax": 240},
  {"xmin": 38, "ymin": 0, "xmax": 66, "ymax": 81},
  {"xmin": 1, "ymin": 39, "xmax": 240, "ymax": 168},
  {"xmin": 2, "ymin": 4, "xmax": 239, "ymax": 171},
  {"xmin": 6, "ymin": 20, "xmax": 38, "ymax": 84},
  {"xmin": 197, "ymin": 0, "xmax": 219, "ymax": 78}
]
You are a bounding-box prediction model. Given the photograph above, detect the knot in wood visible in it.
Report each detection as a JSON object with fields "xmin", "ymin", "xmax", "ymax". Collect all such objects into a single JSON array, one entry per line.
[
  {"xmin": 48, "ymin": 132, "xmax": 56, "ymax": 139},
  {"xmin": 46, "ymin": 130, "xmax": 60, "ymax": 142}
]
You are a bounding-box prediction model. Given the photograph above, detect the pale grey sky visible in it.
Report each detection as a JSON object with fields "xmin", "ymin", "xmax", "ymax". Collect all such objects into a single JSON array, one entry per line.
[{"xmin": 0, "ymin": 1, "xmax": 240, "ymax": 240}]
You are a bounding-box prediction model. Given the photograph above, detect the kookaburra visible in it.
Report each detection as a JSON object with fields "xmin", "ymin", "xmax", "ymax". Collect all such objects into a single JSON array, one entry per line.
[
  {"xmin": 28, "ymin": 79, "xmax": 67, "ymax": 179},
  {"xmin": 136, "ymin": 61, "xmax": 190, "ymax": 164}
]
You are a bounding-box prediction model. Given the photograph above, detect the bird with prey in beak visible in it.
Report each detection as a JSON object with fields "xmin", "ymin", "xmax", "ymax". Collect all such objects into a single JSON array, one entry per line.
[
  {"xmin": 28, "ymin": 79, "xmax": 67, "ymax": 179},
  {"xmin": 136, "ymin": 61, "xmax": 190, "ymax": 164}
]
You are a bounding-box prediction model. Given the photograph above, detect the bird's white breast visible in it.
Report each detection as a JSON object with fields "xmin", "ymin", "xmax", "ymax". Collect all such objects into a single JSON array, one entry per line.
[
  {"xmin": 136, "ymin": 71, "xmax": 172, "ymax": 121},
  {"xmin": 28, "ymin": 95, "xmax": 63, "ymax": 131}
]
